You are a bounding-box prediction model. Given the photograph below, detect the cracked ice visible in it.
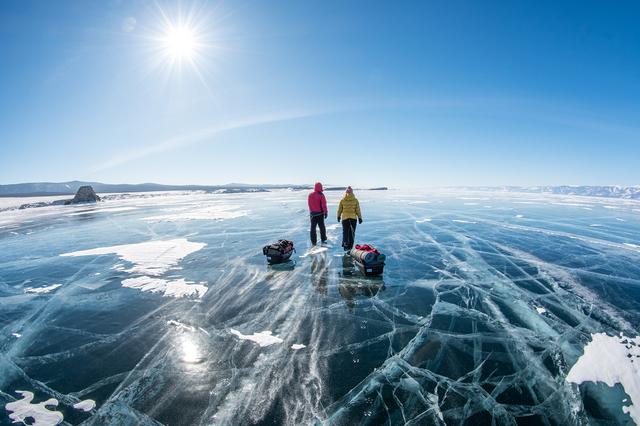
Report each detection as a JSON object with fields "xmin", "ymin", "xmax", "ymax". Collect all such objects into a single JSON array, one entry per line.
[{"xmin": 1, "ymin": 190, "xmax": 640, "ymax": 425}]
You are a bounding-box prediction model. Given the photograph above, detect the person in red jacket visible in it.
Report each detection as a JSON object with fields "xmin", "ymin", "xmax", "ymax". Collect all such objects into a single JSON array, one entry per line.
[{"xmin": 308, "ymin": 182, "xmax": 328, "ymax": 245}]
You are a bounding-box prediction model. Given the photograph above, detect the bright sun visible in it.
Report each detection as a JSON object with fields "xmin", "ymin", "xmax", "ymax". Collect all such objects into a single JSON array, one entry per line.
[
  {"xmin": 162, "ymin": 25, "xmax": 198, "ymax": 61},
  {"xmin": 146, "ymin": 6, "xmax": 215, "ymax": 80}
]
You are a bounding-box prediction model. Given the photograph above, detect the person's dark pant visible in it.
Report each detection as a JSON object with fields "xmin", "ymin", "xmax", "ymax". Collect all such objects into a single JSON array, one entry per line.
[
  {"xmin": 310, "ymin": 215, "xmax": 327, "ymax": 245},
  {"xmin": 341, "ymin": 219, "xmax": 357, "ymax": 250}
]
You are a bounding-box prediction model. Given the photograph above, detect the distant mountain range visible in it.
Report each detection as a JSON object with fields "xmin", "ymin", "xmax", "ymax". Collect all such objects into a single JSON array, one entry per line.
[
  {"xmin": 471, "ymin": 185, "xmax": 640, "ymax": 200},
  {"xmin": 0, "ymin": 181, "xmax": 300, "ymax": 196},
  {"xmin": 2, "ymin": 181, "xmax": 637, "ymax": 200},
  {"xmin": 0, "ymin": 181, "xmax": 388, "ymax": 197}
]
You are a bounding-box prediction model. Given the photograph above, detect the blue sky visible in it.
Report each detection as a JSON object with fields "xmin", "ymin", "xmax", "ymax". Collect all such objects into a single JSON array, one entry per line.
[{"xmin": 1, "ymin": 0, "xmax": 639, "ymax": 187}]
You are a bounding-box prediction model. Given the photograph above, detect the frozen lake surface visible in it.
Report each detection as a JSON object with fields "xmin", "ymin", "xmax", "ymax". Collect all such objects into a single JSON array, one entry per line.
[{"xmin": 1, "ymin": 189, "xmax": 640, "ymax": 425}]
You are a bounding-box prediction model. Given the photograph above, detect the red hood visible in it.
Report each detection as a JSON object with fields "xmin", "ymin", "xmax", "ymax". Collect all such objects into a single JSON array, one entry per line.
[{"xmin": 314, "ymin": 182, "xmax": 323, "ymax": 192}]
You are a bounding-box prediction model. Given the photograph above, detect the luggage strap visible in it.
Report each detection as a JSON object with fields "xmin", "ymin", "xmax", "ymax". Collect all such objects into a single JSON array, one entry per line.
[{"xmin": 355, "ymin": 244, "xmax": 379, "ymax": 254}]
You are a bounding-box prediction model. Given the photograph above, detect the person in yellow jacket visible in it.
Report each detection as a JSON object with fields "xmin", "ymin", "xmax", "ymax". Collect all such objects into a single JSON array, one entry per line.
[{"xmin": 337, "ymin": 186, "xmax": 363, "ymax": 250}]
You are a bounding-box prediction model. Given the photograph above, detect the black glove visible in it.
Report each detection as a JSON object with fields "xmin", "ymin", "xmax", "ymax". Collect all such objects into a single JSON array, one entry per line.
[
  {"xmin": 358, "ymin": 218, "xmax": 363, "ymax": 224},
  {"xmin": 337, "ymin": 218, "xmax": 340, "ymax": 223},
  {"xmin": 324, "ymin": 213, "xmax": 328, "ymax": 219}
]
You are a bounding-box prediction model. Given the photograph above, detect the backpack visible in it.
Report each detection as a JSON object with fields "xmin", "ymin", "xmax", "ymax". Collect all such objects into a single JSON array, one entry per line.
[{"xmin": 263, "ymin": 240, "xmax": 295, "ymax": 263}]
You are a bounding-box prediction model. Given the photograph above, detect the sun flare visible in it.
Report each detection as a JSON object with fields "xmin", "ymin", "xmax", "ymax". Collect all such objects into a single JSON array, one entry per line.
[
  {"xmin": 162, "ymin": 24, "xmax": 197, "ymax": 61},
  {"xmin": 144, "ymin": 4, "xmax": 221, "ymax": 83}
]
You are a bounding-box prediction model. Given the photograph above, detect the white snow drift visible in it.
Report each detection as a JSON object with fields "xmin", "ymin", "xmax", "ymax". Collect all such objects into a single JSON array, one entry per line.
[
  {"xmin": 5, "ymin": 391, "xmax": 63, "ymax": 426},
  {"xmin": 229, "ymin": 329, "xmax": 283, "ymax": 347},
  {"xmin": 142, "ymin": 205, "xmax": 248, "ymax": 222},
  {"xmin": 122, "ymin": 276, "xmax": 207, "ymax": 298},
  {"xmin": 566, "ymin": 332, "xmax": 640, "ymax": 423},
  {"xmin": 61, "ymin": 238, "xmax": 205, "ymax": 276},
  {"xmin": 61, "ymin": 238, "xmax": 207, "ymax": 298},
  {"xmin": 73, "ymin": 399, "xmax": 96, "ymax": 412},
  {"xmin": 24, "ymin": 284, "xmax": 62, "ymax": 294}
]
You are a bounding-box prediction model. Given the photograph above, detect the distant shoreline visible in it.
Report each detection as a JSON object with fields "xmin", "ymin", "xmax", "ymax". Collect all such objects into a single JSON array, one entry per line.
[{"xmin": 0, "ymin": 181, "xmax": 389, "ymax": 197}]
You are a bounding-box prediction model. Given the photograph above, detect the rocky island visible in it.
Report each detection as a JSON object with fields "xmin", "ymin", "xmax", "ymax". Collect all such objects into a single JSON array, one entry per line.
[{"xmin": 64, "ymin": 185, "xmax": 101, "ymax": 204}]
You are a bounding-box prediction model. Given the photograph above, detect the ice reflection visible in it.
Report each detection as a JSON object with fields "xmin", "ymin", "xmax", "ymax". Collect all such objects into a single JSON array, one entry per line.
[
  {"xmin": 180, "ymin": 336, "xmax": 201, "ymax": 364},
  {"xmin": 173, "ymin": 330, "xmax": 206, "ymax": 375},
  {"xmin": 311, "ymin": 253, "xmax": 330, "ymax": 295},
  {"xmin": 267, "ymin": 259, "xmax": 296, "ymax": 271},
  {"xmin": 338, "ymin": 255, "xmax": 385, "ymax": 312}
]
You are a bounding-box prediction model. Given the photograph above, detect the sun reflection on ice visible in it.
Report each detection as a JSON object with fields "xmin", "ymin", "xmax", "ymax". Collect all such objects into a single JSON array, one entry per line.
[{"xmin": 179, "ymin": 335, "xmax": 204, "ymax": 365}]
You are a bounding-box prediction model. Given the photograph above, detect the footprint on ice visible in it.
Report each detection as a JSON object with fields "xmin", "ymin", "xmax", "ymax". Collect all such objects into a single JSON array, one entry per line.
[{"xmin": 5, "ymin": 390, "xmax": 64, "ymax": 425}]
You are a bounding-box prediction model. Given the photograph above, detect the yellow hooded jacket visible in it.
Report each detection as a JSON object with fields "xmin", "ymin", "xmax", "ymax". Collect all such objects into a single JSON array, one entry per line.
[{"xmin": 337, "ymin": 193, "xmax": 362, "ymax": 221}]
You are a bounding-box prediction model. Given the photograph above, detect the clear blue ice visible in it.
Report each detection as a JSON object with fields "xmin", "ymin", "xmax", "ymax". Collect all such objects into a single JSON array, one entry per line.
[{"xmin": 1, "ymin": 190, "xmax": 640, "ymax": 425}]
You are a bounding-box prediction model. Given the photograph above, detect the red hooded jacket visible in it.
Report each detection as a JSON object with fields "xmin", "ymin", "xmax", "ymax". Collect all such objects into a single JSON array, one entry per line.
[{"xmin": 308, "ymin": 182, "xmax": 328, "ymax": 217}]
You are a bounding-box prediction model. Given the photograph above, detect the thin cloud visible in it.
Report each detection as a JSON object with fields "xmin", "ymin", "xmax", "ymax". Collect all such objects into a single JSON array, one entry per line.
[
  {"xmin": 92, "ymin": 109, "xmax": 328, "ymax": 172},
  {"xmin": 92, "ymin": 96, "xmax": 639, "ymax": 173},
  {"xmin": 92, "ymin": 98, "xmax": 470, "ymax": 173}
]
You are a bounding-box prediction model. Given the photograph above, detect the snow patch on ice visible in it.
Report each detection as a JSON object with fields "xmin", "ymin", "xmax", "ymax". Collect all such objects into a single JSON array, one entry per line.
[
  {"xmin": 291, "ymin": 344, "xmax": 306, "ymax": 350},
  {"xmin": 122, "ymin": 276, "xmax": 208, "ymax": 299},
  {"xmin": 299, "ymin": 246, "xmax": 328, "ymax": 258},
  {"xmin": 410, "ymin": 279, "xmax": 438, "ymax": 289},
  {"xmin": 24, "ymin": 284, "xmax": 62, "ymax": 294},
  {"xmin": 100, "ymin": 207, "xmax": 138, "ymax": 213},
  {"xmin": 427, "ymin": 393, "xmax": 444, "ymax": 422},
  {"xmin": 5, "ymin": 390, "xmax": 64, "ymax": 425},
  {"xmin": 536, "ymin": 307, "xmax": 546, "ymax": 314},
  {"xmin": 566, "ymin": 333, "xmax": 640, "ymax": 423},
  {"xmin": 167, "ymin": 319, "xmax": 196, "ymax": 332},
  {"xmin": 552, "ymin": 202, "xmax": 593, "ymax": 208},
  {"xmin": 515, "ymin": 214, "xmax": 524, "ymax": 218},
  {"xmin": 12, "ymin": 333, "xmax": 21, "ymax": 338},
  {"xmin": 142, "ymin": 205, "xmax": 248, "ymax": 222},
  {"xmin": 416, "ymin": 218, "xmax": 431, "ymax": 223},
  {"xmin": 452, "ymin": 219, "xmax": 477, "ymax": 224},
  {"xmin": 61, "ymin": 238, "xmax": 205, "ymax": 276},
  {"xmin": 230, "ymin": 329, "xmax": 283, "ymax": 347},
  {"xmin": 66, "ymin": 207, "xmax": 138, "ymax": 216},
  {"xmin": 409, "ymin": 201, "xmax": 430, "ymax": 205},
  {"xmin": 590, "ymin": 224, "xmax": 603, "ymax": 227},
  {"xmin": 73, "ymin": 399, "xmax": 96, "ymax": 412}
]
